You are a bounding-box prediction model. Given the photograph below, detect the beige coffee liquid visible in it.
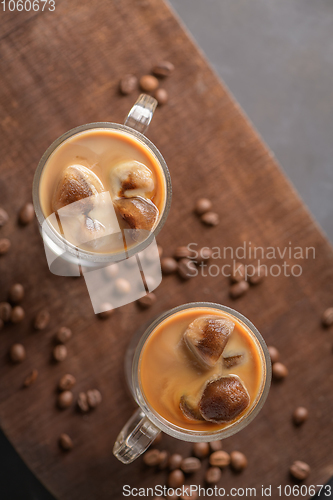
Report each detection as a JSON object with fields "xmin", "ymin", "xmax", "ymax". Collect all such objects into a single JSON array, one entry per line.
[
  {"xmin": 39, "ymin": 128, "xmax": 166, "ymax": 254},
  {"xmin": 139, "ymin": 307, "xmax": 264, "ymax": 432}
]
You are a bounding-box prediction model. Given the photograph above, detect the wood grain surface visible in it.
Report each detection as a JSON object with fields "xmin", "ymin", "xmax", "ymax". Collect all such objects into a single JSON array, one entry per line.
[{"xmin": 0, "ymin": 1, "xmax": 333, "ymax": 499}]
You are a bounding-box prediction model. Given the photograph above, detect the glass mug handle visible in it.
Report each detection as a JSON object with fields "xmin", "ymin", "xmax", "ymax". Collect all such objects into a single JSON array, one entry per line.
[
  {"xmin": 113, "ymin": 408, "xmax": 161, "ymax": 464},
  {"xmin": 124, "ymin": 94, "xmax": 158, "ymax": 135}
]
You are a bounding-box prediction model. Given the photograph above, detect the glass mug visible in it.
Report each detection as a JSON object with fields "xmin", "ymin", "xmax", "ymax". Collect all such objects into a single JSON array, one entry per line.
[
  {"xmin": 32, "ymin": 94, "xmax": 172, "ymax": 275},
  {"xmin": 113, "ymin": 302, "xmax": 272, "ymax": 464}
]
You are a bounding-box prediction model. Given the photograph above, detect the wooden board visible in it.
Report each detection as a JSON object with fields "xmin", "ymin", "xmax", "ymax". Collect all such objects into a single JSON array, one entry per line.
[{"xmin": 0, "ymin": 1, "xmax": 333, "ymax": 498}]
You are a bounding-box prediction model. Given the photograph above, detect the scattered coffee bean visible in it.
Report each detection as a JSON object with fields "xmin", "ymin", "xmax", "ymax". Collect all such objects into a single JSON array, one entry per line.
[
  {"xmin": 322, "ymin": 307, "xmax": 333, "ymax": 327},
  {"xmin": 192, "ymin": 442, "xmax": 210, "ymax": 459},
  {"xmin": 0, "ymin": 238, "xmax": 11, "ymax": 255},
  {"xmin": 0, "ymin": 302, "xmax": 12, "ymax": 322},
  {"xmin": 168, "ymin": 469, "xmax": 184, "ymax": 488},
  {"xmin": 87, "ymin": 389, "xmax": 102, "ymax": 409},
  {"xmin": 209, "ymin": 450, "xmax": 230, "ymax": 468},
  {"xmin": 55, "ymin": 326, "xmax": 72, "ymax": 343},
  {"xmin": 248, "ymin": 267, "xmax": 265, "ymax": 285},
  {"xmin": 97, "ymin": 304, "xmax": 114, "ymax": 319},
  {"xmin": 58, "ymin": 374, "xmax": 76, "ymax": 391},
  {"xmin": 195, "ymin": 247, "xmax": 213, "ymax": 264},
  {"xmin": 0, "ymin": 318, "xmax": 3, "ymax": 331},
  {"xmin": 152, "ymin": 60, "xmax": 175, "ymax": 77},
  {"xmin": 210, "ymin": 440, "xmax": 223, "ymax": 452},
  {"xmin": 194, "ymin": 198, "xmax": 212, "ymax": 216},
  {"xmin": 77, "ymin": 392, "xmax": 89, "ymax": 413},
  {"xmin": 53, "ymin": 344, "xmax": 67, "ymax": 362},
  {"xmin": 230, "ymin": 451, "xmax": 248, "ymax": 471},
  {"xmin": 168, "ymin": 453, "xmax": 183, "ymax": 471},
  {"xmin": 34, "ymin": 309, "xmax": 50, "ymax": 330},
  {"xmin": 158, "ymin": 450, "xmax": 169, "ymax": 470},
  {"xmin": 143, "ymin": 449, "xmax": 162, "ymax": 467},
  {"xmin": 293, "ymin": 407, "xmax": 309, "ymax": 426},
  {"xmin": 177, "ymin": 258, "xmax": 196, "ymax": 280},
  {"xmin": 137, "ymin": 293, "xmax": 157, "ymax": 309},
  {"xmin": 201, "ymin": 211, "xmax": 219, "ymax": 226},
  {"xmin": 205, "ymin": 466, "xmax": 222, "ymax": 484},
  {"xmin": 8, "ymin": 283, "xmax": 24, "ymax": 304},
  {"xmin": 289, "ymin": 460, "xmax": 310, "ymax": 481},
  {"xmin": 231, "ymin": 262, "xmax": 246, "ymax": 283},
  {"xmin": 268, "ymin": 346, "xmax": 280, "ymax": 364},
  {"xmin": 18, "ymin": 203, "xmax": 34, "ymax": 225},
  {"xmin": 119, "ymin": 74, "xmax": 138, "ymax": 95},
  {"xmin": 180, "ymin": 487, "xmax": 198, "ymax": 500},
  {"xmin": 161, "ymin": 257, "xmax": 177, "ymax": 275},
  {"xmin": 11, "ymin": 306, "xmax": 25, "ymax": 323},
  {"xmin": 174, "ymin": 246, "xmax": 193, "ymax": 260},
  {"xmin": 230, "ymin": 280, "xmax": 249, "ymax": 299},
  {"xmin": 23, "ymin": 369, "xmax": 38, "ymax": 387},
  {"xmin": 9, "ymin": 343, "xmax": 26, "ymax": 363},
  {"xmin": 154, "ymin": 88, "xmax": 168, "ymax": 105},
  {"xmin": 59, "ymin": 433, "xmax": 73, "ymax": 451},
  {"xmin": 115, "ymin": 278, "xmax": 131, "ymax": 294},
  {"xmin": 139, "ymin": 75, "xmax": 159, "ymax": 92},
  {"xmin": 181, "ymin": 457, "xmax": 201, "ymax": 474},
  {"xmin": 272, "ymin": 362, "xmax": 288, "ymax": 381},
  {"xmin": 57, "ymin": 390, "xmax": 73, "ymax": 409},
  {"xmin": 0, "ymin": 207, "xmax": 9, "ymax": 227}
]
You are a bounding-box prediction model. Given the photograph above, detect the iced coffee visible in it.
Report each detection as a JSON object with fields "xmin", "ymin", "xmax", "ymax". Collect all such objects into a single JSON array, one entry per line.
[{"xmin": 139, "ymin": 305, "xmax": 265, "ymax": 432}]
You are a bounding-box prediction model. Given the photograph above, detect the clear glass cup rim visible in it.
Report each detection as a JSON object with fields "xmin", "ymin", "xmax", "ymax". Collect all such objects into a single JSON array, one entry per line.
[
  {"xmin": 32, "ymin": 121, "xmax": 172, "ymax": 264},
  {"xmin": 132, "ymin": 301, "xmax": 272, "ymax": 442}
]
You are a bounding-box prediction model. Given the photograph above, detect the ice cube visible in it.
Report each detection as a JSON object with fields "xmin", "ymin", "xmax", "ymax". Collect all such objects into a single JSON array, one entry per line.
[
  {"xmin": 179, "ymin": 395, "xmax": 204, "ymax": 422},
  {"xmin": 52, "ymin": 164, "xmax": 104, "ymax": 213},
  {"xmin": 183, "ymin": 316, "xmax": 235, "ymax": 368},
  {"xmin": 110, "ymin": 160, "xmax": 155, "ymax": 199},
  {"xmin": 114, "ymin": 196, "xmax": 159, "ymax": 231},
  {"xmin": 223, "ymin": 353, "xmax": 245, "ymax": 369},
  {"xmin": 198, "ymin": 375, "xmax": 250, "ymax": 423}
]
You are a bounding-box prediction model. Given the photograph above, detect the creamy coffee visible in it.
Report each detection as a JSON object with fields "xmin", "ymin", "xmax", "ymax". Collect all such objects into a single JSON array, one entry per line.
[
  {"xmin": 139, "ymin": 306, "xmax": 264, "ymax": 432},
  {"xmin": 39, "ymin": 128, "xmax": 166, "ymax": 254}
]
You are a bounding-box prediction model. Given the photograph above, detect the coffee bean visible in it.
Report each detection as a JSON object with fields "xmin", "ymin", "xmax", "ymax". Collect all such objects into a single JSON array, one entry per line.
[
  {"xmin": 230, "ymin": 280, "xmax": 249, "ymax": 299},
  {"xmin": 268, "ymin": 346, "xmax": 280, "ymax": 364},
  {"xmin": 10, "ymin": 306, "xmax": 25, "ymax": 323},
  {"xmin": 210, "ymin": 440, "xmax": 223, "ymax": 452},
  {"xmin": 0, "ymin": 302, "xmax": 12, "ymax": 322},
  {"xmin": 168, "ymin": 469, "xmax": 184, "ymax": 488},
  {"xmin": 289, "ymin": 460, "xmax": 310, "ymax": 481},
  {"xmin": 272, "ymin": 362, "xmax": 288, "ymax": 381},
  {"xmin": 23, "ymin": 369, "xmax": 38, "ymax": 388},
  {"xmin": 119, "ymin": 74, "xmax": 138, "ymax": 95},
  {"xmin": 205, "ymin": 466, "xmax": 222, "ymax": 484},
  {"xmin": 53, "ymin": 344, "xmax": 67, "ymax": 362},
  {"xmin": 57, "ymin": 390, "xmax": 73, "ymax": 409},
  {"xmin": 115, "ymin": 278, "xmax": 131, "ymax": 294},
  {"xmin": 201, "ymin": 211, "xmax": 219, "ymax": 226},
  {"xmin": 143, "ymin": 449, "xmax": 162, "ymax": 467},
  {"xmin": 58, "ymin": 374, "xmax": 76, "ymax": 391},
  {"xmin": 55, "ymin": 327, "xmax": 72, "ymax": 344},
  {"xmin": 137, "ymin": 293, "xmax": 157, "ymax": 309},
  {"xmin": 161, "ymin": 257, "xmax": 177, "ymax": 275},
  {"xmin": 195, "ymin": 247, "xmax": 213, "ymax": 264},
  {"xmin": 34, "ymin": 309, "xmax": 50, "ymax": 330},
  {"xmin": 248, "ymin": 267, "xmax": 265, "ymax": 285},
  {"xmin": 174, "ymin": 246, "xmax": 193, "ymax": 260},
  {"xmin": 98, "ymin": 304, "xmax": 114, "ymax": 319},
  {"xmin": 181, "ymin": 457, "xmax": 201, "ymax": 473},
  {"xmin": 59, "ymin": 433, "xmax": 73, "ymax": 451},
  {"xmin": 209, "ymin": 450, "xmax": 230, "ymax": 468},
  {"xmin": 140, "ymin": 75, "xmax": 159, "ymax": 92},
  {"xmin": 231, "ymin": 262, "xmax": 246, "ymax": 283},
  {"xmin": 322, "ymin": 307, "xmax": 333, "ymax": 327},
  {"xmin": 194, "ymin": 198, "xmax": 212, "ymax": 216},
  {"xmin": 8, "ymin": 283, "xmax": 24, "ymax": 304},
  {"xmin": 0, "ymin": 238, "xmax": 11, "ymax": 255},
  {"xmin": 230, "ymin": 451, "xmax": 248, "ymax": 471},
  {"xmin": 154, "ymin": 88, "xmax": 168, "ymax": 105},
  {"xmin": 152, "ymin": 61, "xmax": 175, "ymax": 77},
  {"xmin": 192, "ymin": 442, "xmax": 210, "ymax": 459},
  {"xmin": 0, "ymin": 208, "xmax": 9, "ymax": 227},
  {"xmin": 168, "ymin": 453, "xmax": 183, "ymax": 471},
  {"xmin": 87, "ymin": 389, "xmax": 102, "ymax": 409},
  {"xmin": 18, "ymin": 203, "xmax": 34, "ymax": 225},
  {"xmin": 293, "ymin": 407, "xmax": 308, "ymax": 426},
  {"xmin": 9, "ymin": 343, "xmax": 26, "ymax": 363},
  {"xmin": 77, "ymin": 392, "xmax": 89, "ymax": 413},
  {"xmin": 177, "ymin": 258, "xmax": 196, "ymax": 280},
  {"xmin": 180, "ymin": 487, "xmax": 198, "ymax": 500},
  {"xmin": 158, "ymin": 450, "xmax": 169, "ymax": 470}
]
